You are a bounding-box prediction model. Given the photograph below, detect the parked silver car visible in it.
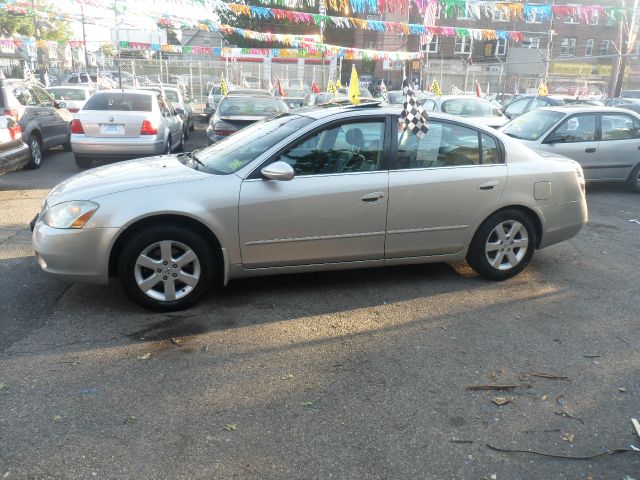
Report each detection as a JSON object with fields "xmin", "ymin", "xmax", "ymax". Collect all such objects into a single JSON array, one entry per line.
[
  {"xmin": 501, "ymin": 106, "xmax": 640, "ymax": 192},
  {"xmin": 70, "ymin": 89, "xmax": 184, "ymax": 169},
  {"xmin": 422, "ymin": 96, "xmax": 509, "ymax": 129},
  {"xmin": 32, "ymin": 106, "xmax": 587, "ymax": 311},
  {"xmin": 139, "ymin": 85, "xmax": 195, "ymax": 139},
  {"xmin": 45, "ymin": 86, "xmax": 94, "ymax": 113}
]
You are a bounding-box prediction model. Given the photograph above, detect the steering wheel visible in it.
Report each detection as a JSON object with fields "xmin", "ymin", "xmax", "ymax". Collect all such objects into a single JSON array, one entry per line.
[{"xmin": 341, "ymin": 152, "xmax": 366, "ymax": 172}]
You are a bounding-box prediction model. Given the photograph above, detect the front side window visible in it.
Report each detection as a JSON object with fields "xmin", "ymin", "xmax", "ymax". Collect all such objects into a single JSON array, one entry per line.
[
  {"xmin": 600, "ymin": 114, "xmax": 640, "ymax": 141},
  {"xmin": 397, "ymin": 120, "xmax": 483, "ymax": 169},
  {"xmin": 275, "ymin": 120, "xmax": 385, "ymax": 175},
  {"xmin": 547, "ymin": 114, "xmax": 597, "ymax": 143}
]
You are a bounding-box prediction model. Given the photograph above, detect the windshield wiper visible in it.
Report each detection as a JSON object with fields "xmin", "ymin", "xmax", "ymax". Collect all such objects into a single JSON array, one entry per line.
[{"xmin": 180, "ymin": 151, "xmax": 205, "ymax": 168}]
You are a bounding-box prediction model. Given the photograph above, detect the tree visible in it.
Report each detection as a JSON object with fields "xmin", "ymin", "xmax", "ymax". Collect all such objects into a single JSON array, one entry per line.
[
  {"xmin": 99, "ymin": 43, "xmax": 115, "ymax": 58},
  {"xmin": 0, "ymin": 1, "xmax": 72, "ymax": 43}
]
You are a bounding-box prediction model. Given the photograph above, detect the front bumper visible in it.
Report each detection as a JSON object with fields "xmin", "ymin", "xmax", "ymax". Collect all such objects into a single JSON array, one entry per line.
[
  {"xmin": 31, "ymin": 219, "xmax": 122, "ymax": 285},
  {"xmin": 71, "ymin": 136, "xmax": 165, "ymax": 160}
]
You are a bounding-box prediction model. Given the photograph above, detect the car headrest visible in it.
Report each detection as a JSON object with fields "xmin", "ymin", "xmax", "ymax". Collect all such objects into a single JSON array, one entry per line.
[{"xmin": 345, "ymin": 128, "xmax": 365, "ymax": 149}]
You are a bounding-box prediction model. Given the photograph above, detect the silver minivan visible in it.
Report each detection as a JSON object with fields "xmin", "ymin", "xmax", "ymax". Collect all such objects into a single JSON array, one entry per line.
[{"xmin": 71, "ymin": 90, "xmax": 184, "ymax": 169}]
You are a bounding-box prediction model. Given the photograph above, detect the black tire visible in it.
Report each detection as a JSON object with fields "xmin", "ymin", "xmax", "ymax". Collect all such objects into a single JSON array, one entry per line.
[
  {"xmin": 466, "ymin": 209, "xmax": 537, "ymax": 281},
  {"xmin": 25, "ymin": 135, "xmax": 42, "ymax": 169},
  {"xmin": 165, "ymin": 136, "xmax": 171, "ymax": 154},
  {"xmin": 627, "ymin": 163, "xmax": 640, "ymax": 193},
  {"xmin": 118, "ymin": 225, "xmax": 215, "ymax": 311},
  {"xmin": 62, "ymin": 141, "xmax": 72, "ymax": 152},
  {"xmin": 177, "ymin": 131, "xmax": 185, "ymax": 152},
  {"xmin": 189, "ymin": 117, "xmax": 195, "ymax": 131},
  {"xmin": 75, "ymin": 156, "xmax": 92, "ymax": 169}
]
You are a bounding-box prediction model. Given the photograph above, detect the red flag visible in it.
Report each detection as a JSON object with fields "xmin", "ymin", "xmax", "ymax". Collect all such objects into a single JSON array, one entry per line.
[
  {"xmin": 311, "ymin": 81, "xmax": 320, "ymax": 94},
  {"xmin": 475, "ymin": 80, "xmax": 482, "ymax": 98},
  {"xmin": 277, "ymin": 79, "xmax": 285, "ymax": 97}
]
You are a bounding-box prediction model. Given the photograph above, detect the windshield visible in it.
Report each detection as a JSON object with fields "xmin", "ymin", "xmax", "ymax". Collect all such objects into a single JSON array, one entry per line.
[
  {"xmin": 218, "ymin": 97, "xmax": 288, "ymax": 116},
  {"xmin": 46, "ymin": 88, "xmax": 88, "ymax": 101},
  {"xmin": 387, "ymin": 92, "xmax": 404, "ymax": 104},
  {"xmin": 191, "ymin": 114, "xmax": 312, "ymax": 174},
  {"xmin": 441, "ymin": 98, "xmax": 503, "ymax": 117},
  {"xmin": 503, "ymin": 109, "xmax": 565, "ymax": 141}
]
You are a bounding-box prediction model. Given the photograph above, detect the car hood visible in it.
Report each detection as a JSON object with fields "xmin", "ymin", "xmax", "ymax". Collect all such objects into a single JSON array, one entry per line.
[
  {"xmin": 465, "ymin": 115, "xmax": 509, "ymax": 128},
  {"xmin": 45, "ymin": 155, "xmax": 210, "ymax": 205}
]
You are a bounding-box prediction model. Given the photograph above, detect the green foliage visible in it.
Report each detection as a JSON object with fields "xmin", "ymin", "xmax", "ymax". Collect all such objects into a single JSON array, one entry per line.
[{"xmin": 0, "ymin": 2, "xmax": 72, "ymax": 43}]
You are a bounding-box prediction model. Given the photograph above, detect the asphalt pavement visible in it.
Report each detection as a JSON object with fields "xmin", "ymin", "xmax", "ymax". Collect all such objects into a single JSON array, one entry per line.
[{"xmin": 0, "ymin": 122, "xmax": 639, "ymax": 479}]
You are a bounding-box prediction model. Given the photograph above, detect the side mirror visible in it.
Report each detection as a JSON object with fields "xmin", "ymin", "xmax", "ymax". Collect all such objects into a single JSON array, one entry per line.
[
  {"xmin": 261, "ymin": 161, "xmax": 295, "ymax": 181},
  {"xmin": 54, "ymin": 100, "xmax": 66, "ymax": 109},
  {"xmin": 174, "ymin": 107, "xmax": 185, "ymax": 116},
  {"xmin": 204, "ymin": 107, "xmax": 215, "ymax": 116}
]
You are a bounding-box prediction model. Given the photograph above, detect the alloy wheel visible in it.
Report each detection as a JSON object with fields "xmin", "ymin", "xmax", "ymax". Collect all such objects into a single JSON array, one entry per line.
[
  {"xmin": 30, "ymin": 138, "xmax": 41, "ymax": 166},
  {"xmin": 484, "ymin": 220, "xmax": 529, "ymax": 271},
  {"xmin": 134, "ymin": 240, "xmax": 201, "ymax": 302}
]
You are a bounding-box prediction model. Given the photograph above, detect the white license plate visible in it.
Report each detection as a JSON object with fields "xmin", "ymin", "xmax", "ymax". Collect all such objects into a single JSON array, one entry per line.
[{"xmin": 100, "ymin": 124, "xmax": 125, "ymax": 135}]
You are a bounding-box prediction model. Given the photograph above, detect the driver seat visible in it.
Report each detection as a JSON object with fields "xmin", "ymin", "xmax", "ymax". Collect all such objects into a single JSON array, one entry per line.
[{"xmin": 335, "ymin": 127, "xmax": 365, "ymax": 172}]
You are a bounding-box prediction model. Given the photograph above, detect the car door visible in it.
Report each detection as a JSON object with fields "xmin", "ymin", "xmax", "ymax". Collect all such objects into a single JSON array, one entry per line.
[
  {"xmin": 32, "ymin": 85, "xmax": 69, "ymax": 145},
  {"xmin": 238, "ymin": 117, "xmax": 390, "ymax": 268},
  {"xmin": 596, "ymin": 112, "xmax": 640, "ymax": 180},
  {"xmin": 540, "ymin": 113, "xmax": 598, "ymax": 178},
  {"xmin": 386, "ymin": 119, "xmax": 507, "ymax": 257}
]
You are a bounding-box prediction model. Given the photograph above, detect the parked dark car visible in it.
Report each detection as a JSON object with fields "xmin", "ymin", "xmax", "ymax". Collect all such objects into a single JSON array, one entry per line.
[
  {"xmin": 0, "ymin": 79, "xmax": 73, "ymax": 169},
  {"xmin": 502, "ymin": 95, "xmax": 566, "ymax": 120},
  {"xmin": 0, "ymin": 115, "xmax": 29, "ymax": 174}
]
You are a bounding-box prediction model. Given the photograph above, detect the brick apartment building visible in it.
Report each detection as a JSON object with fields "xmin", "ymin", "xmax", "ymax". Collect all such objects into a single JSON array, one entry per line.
[{"xmin": 346, "ymin": 0, "xmax": 631, "ymax": 95}]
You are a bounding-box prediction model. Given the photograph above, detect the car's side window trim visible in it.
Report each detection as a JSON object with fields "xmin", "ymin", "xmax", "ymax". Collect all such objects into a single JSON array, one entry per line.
[
  {"xmin": 391, "ymin": 116, "xmax": 505, "ymax": 170},
  {"xmin": 247, "ymin": 115, "xmax": 390, "ymax": 180},
  {"xmin": 542, "ymin": 113, "xmax": 597, "ymax": 144}
]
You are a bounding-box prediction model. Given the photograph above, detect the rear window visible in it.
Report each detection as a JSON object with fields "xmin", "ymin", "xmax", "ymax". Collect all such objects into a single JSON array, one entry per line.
[
  {"xmin": 441, "ymin": 99, "xmax": 502, "ymax": 117},
  {"xmin": 46, "ymin": 88, "xmax": 87, "ymax": 101},
  {"xmin": 83, "ymin": 92, "xmax": 153, "ymax": 112},
  {"xmin": 218, "ymin": 98, "xmax": 287, "ymax": 116},
  {"xmin": 11, "ymin": 87, "xmax": 40, "ymax": 106}
]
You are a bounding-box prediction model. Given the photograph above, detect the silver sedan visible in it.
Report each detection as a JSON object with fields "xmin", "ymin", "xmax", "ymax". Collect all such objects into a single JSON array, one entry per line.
[
  {"xmin": 501, "ymin": 106, "xmax": 640, "ymax": 192},
  {"xmin": 32, "ymin": 106, "xmax": 587, "ymax": 311},
  {"xmin": 70, "ymin": 90, "xmax": 184, "ymax": 169}
]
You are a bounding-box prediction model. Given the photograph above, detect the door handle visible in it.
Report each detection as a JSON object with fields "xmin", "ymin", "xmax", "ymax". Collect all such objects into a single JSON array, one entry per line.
[
  {"xmin": 360, "ymin": 191, "xmax": 384, "ymax": 203},
  {"xmin": 478, "ymin": 180, "xmax": 499, "ymax": 191},
  {"xmin": 585, "ymin": 148, "xmax": 596, "ymax": 153}
]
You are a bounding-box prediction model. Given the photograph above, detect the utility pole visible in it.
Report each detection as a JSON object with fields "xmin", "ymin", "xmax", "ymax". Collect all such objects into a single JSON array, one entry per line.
[
  {"xmin": 81, "ymin": 4, "xmax": 90, "ymax": 74},
  {"xmin": 114, "ymin": 0, "xmax": 123, "ymax": 89},
  {"xmin": 31, "ymin": 0, "xmax": 43, "ymax": 77},
  {"xmin": 613, "ymin": 0, "xmax": 639, "ymax": 97},
  {"xmin": 319, "ymin": 0, "xmax": 326, "ymax": 88},
  {"xmin": 544, "ymin": 0, "xmax": 556, "ymax": 84}
]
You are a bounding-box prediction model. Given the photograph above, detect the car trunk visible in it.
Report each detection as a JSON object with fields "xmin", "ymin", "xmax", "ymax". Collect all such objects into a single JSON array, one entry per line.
[{"xmin": 77, "ymin": 111, "xmax": 150, "ymax": 138}]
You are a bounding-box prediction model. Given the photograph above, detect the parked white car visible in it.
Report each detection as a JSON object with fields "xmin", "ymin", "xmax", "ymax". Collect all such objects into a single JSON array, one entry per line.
[{"xmin": 45, "ymin": 86, "xmax": 94, "ymax": 113}]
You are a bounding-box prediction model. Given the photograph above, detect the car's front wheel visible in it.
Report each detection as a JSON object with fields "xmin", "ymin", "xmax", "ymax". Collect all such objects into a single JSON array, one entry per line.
[
  {"xmin": 118, "ymin": 225, "xmax": 215, "ymax": 311},
  {"xmin": 467, "ymin": 209, "xmax": 537, "ymax": 280},
  {"xmin": 25, "ymin": 135, "xmax": 42, "ymax": 169}
]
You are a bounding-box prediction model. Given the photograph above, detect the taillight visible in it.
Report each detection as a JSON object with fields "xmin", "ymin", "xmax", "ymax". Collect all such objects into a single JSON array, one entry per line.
[
  {"xmin": 140, "ymin": 120, "xmax": 157, "ymax": 135},
  {"xmin": 212, "ymin": 121, "xmax": 237, "ymax": 136},
  {"xmin": 70, "ymin": 119, "xmax": 84, "ymax": 134},
  {"xmin": 68, "ymin": 107, "xmax": 79, "ymax": 113},
  {"xmin": 8, "ymin": 123, "xmax": 21, "ymax": 140},
  {"xmin": 4, "ymin": 108, "xmax": 18, "ymax": 121}
]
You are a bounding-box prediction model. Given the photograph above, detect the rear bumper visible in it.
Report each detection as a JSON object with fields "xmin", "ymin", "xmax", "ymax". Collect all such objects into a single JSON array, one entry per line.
[
  {"xmin": 31, "ymin": 220, "xmax": 121, "ymax": 285},
  {"xmin": 71, "ymin": 135, "xmax": 165, "ymax": 160},
  {"xmin": 538, "ymin": 197, "xmax": 588, "ymax": 249},
  {"xmin": 0, "ymin": 142, "xmax": 30, "ymax": 174}
]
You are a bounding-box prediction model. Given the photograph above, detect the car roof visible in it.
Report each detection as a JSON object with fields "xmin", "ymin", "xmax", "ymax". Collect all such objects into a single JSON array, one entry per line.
[
  {"xmin": 536, "ymin": 105, "xmax": 637, "ymax": 114},
  {"xmin": 93, "ymin": 89, "xmax": 157, "ymax": 96}
]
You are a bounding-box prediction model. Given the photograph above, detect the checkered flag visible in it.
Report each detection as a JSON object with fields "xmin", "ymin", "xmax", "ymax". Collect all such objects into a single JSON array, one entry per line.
[
  {"xmin": 451, "ymin": 85, "xmax": 463, "ymax": 96},
  {"xmin": 401, "ymin": 79, "xmax": 429, "ymax": 139}
]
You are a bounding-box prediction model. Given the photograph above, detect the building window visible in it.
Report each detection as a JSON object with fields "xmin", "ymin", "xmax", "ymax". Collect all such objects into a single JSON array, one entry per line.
[
  {"xmin": 601, "ymin": 39, "xmax": 611, "ymax": 56},
  {"xmin": 564, "ymin": 14, "xmax": 580, "ymax": 24},
  {"xmin": 457, "ymin": 4, "xmax": 474, "ymax": 20},
  {"xmin": 366, "ymin": 14, "xmax": 380, "ymax": 21},
  {"xmin": 496, "ymin": 38, "xmax": 507, "ymax": 56},
  {"xmin": 526, "ymin": 10, "xmax": 544, "ymax": 24},
  {"xmin": 523, "ymin": 37, "xmax": 541, "ymax": 49},
  {"xmin": 585, "ymin": 39, "xmax": 594, "ymax": 56},
  {"xmin": 632, "ymin": 44, "xmax": 640, "ymax": 60},
  {"xmin": 423, "ymin": 36, "xmax": 439, "ymax": 53},
  {"xmin": 590, "ymin": 12, "xmax": 599, "ymax": 24},
  {"xmin": 365, "ymin": 40, "xmax": 377, "ymax": 50},
  {"xmin": 493, "ymin": 9, "xmax": 508, "ymax": 22},
  {"xmin": 454, "ymin": 37, "xmax": 472, "ymax": 54},
  {"xmin": 560, "ymin": 38, "xmax": 577, "ymax": 56}
]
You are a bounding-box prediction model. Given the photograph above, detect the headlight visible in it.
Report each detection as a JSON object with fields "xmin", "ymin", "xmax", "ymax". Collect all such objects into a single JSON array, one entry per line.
[{"xmin": 41, "ymin": 201, "xmax": 99, "ymax": 229}]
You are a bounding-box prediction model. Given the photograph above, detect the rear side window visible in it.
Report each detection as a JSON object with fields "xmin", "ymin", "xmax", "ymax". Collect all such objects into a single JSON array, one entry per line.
[{"xmin": 84, "ymin": 93, "xmax": 153, "ymax": 112}]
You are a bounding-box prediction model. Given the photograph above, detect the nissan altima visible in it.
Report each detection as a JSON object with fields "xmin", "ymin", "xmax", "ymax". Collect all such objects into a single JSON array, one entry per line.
[{"xmin": 32, "ymin": 105, "xmax": 588, "ymax": 311}]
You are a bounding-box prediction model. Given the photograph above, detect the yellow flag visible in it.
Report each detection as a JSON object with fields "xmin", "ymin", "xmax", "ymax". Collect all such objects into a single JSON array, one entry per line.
[
  {"xmin": 430, "ymin": 78, "xmax": 441, "ymax": 97},
  {"xmin": 348, "ymin": 65, "xmax": 360, "ymax": 105},
  {"xmin": 327, "ymin": 79, "xmax": 337, "ymax": 96},
  {"xmin": 538, "ymin": 82, "xmax": 548, "ymax": 96},
  {"xmin": 336, "ymin": 79, "xmax": 343, "ymax": 89},
  {"xmin": 221, "ymin": 73, "xmax": 228, "ymax": 96}
]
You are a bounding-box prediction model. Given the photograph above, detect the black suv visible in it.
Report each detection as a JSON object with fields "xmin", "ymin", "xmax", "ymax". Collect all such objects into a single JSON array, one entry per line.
[{"xmin": 0, "ymin": 79, "xmax": 73, "ymax": 168}]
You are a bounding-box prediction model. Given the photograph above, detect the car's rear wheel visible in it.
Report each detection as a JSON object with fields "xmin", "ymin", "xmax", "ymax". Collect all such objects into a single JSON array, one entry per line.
[
  {"xmin": 164, "ymin": 136, "xmax": 171, "ymax": 154},
  {"xmin": 627, "ymin": 163, "xmax": 640, "ymax": 193},
  {"xmin": 467, "ymin": 209, "xmax": 537, "ymax": 280},
  {"xmin": 75, "ymin": 156, "xmax": 92, "ymax": 169},
  {"xmin": 118, "ymin": 225, "xmax": 214, "ymax": 311},
  {"xmin": 25, "ymin": 135, "xmax": 42, "ymax": 169}
]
